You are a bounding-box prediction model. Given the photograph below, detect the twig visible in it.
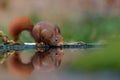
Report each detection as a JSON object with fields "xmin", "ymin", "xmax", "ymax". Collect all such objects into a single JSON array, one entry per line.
[{"xmin": 0, "ymin": 42, "xmax": 105, "ymax": 52}]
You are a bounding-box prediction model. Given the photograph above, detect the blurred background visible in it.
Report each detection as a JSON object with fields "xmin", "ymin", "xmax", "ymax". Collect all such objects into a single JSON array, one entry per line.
[{"xmin": 1, "ymin": 0, "xmax": 120, "ymax": 80}]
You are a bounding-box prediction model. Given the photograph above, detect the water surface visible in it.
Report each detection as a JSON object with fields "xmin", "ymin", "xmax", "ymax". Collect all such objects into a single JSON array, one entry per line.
[{"xmin": 0, "ymin": 49, "xmax": 119, "ymax": 80}]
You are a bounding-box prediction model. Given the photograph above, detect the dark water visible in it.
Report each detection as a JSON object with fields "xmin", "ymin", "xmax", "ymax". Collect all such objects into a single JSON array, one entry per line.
[{"xmin": 0, "ymin": 49, "xmax": 120, "ymax": 80}]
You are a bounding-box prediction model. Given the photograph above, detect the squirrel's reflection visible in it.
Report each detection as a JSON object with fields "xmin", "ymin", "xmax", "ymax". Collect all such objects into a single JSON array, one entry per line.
[{"xmin": 7, "ymin": 49, "xmax": 64, "ymax": 77}]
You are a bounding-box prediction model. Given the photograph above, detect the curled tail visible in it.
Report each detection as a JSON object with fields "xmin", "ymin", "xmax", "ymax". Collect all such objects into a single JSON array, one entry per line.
[{"xmin": 8, "ymin": 16, "xmax": 34, "ymax": 42}]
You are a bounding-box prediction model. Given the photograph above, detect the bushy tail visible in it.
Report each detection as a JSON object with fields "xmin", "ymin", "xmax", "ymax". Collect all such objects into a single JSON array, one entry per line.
[{"xmin": 8, "ymin": 16, "xmax": 34, "ymax": 42}]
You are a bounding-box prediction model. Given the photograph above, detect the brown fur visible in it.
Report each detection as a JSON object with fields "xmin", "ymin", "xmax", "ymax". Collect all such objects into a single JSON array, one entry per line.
[
  {"xmin": 32, "ymin": 21, "xmax": 63, "ymax": 46},
  {"xmin": 9, "ymin": 16, "xmax": 34, "ymax": 42},
  {"xmin": 9, "ymin": 17, "xmax": 63, "ymax": 46}
]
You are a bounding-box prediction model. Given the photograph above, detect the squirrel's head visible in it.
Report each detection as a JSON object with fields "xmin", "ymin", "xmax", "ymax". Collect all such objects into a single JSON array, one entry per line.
[{"xmin": 41, "ymin": 25, "xmax": 64, "ymax": 46}]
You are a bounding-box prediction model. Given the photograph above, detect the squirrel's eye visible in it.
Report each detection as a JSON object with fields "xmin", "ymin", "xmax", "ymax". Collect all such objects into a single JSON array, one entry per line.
[
  {"xmin": 55, "ymin": 38, "xmax": 58, "ymax": 42},
  {"xmin": 56, "ymin": 53, "xmax": 58, "ymax": 55}
]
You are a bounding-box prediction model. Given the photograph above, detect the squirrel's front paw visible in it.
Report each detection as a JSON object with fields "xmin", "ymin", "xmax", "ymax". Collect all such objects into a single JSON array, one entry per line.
[{"xmin": 35, "ymin": 42, "xmax": 45, "ymax": 52}]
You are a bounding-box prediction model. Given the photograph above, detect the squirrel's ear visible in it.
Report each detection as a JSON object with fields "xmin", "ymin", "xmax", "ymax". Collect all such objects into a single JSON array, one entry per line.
[{"xmin": 54, "ymin": 25, "xmax": 61, "ymax": 34}]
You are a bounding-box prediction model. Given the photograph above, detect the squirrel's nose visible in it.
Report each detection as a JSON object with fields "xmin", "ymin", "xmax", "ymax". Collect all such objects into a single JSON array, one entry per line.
[{"xmin": 57, "ymin": 42, "xmax": 63, "ymax": 46}]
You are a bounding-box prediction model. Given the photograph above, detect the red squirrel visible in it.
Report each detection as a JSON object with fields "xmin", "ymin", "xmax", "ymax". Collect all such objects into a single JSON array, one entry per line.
[
  {"xmin": 32, "ymin": 21, "xmax": 63, "ymax": 46},
  {"xmin": 8, "ymin": 16, "xmax": 63, "ymax": 46}
]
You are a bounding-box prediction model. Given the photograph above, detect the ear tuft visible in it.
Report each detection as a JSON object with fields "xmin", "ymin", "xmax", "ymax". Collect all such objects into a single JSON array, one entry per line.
[{"xmin": 54, "ymin": 25, "xmax": 61, "ymax": 34}]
